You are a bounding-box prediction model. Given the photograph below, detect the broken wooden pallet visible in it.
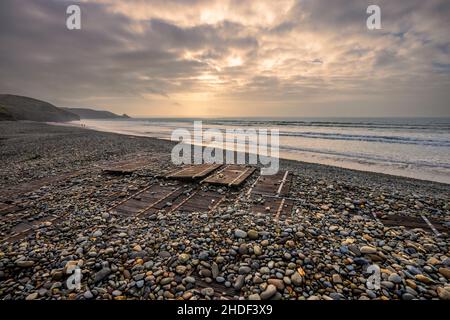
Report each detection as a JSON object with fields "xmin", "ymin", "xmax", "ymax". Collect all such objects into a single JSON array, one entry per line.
[
  {"xmin": 171, "ymin": 189, "xmax": 225, "ymax": 213},
  {"xmin": 249, "ymin": 170, "xmax": 292, "ymax": 197},
  {"xmin": 190, "ymin": 274, "xmax": 239, "ymax": 299},
  {"xmin": 375, "ymin": 213, "xmax": 449, "ymax": 236},
  {"xmin": 0, "ymin": 203, "xmax": 23, "ymax": 216},
  {"xmin": 102, "ymin": 158, "xmax": 153, "ymax": 175},
  {"xmin": 110, "ymin": 183, "xmax": 226, "ymax": 217},
  {"xmin": 166, "ymin": 164, "xmax": 222, "ymax": 180},
  {"xmin": 0, "ymin": 170, "xmax": 87, "ymax": 202},
  {"xmin": 251, "ymin": 197, "xmax": 294, "ymax": 222},
  {"xmin": 110, "ymin": 184, "xmax": 183, "ymax": 216},
  {"xmin": 202, "ymin": 165, "xmax": 255, "ymax": 187},
  {"xmin": 0, "ymin": 214, "xmax": 62, "ymax": 243}
]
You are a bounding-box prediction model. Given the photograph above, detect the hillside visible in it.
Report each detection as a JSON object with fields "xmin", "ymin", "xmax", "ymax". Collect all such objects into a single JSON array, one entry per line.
[
  {"xmin": 0, "ymin": 94, "xmax": 80, "ymax": 122},
  {"xmin": 63, "ymin": 108, "xmax": 130, "ymax": 119}
]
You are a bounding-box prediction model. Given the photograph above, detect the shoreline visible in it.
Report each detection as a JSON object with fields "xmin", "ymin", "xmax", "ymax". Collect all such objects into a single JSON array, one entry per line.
[
  {"xmin": 0, "ymin": 120, "xmax": 449, "ymax": 300},
  {"xmin": 53, "ymin": 120, "xmax": 450, "ymax": 189}
]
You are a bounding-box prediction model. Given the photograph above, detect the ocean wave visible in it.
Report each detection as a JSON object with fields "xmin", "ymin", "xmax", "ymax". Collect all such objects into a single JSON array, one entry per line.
[
  {"xmin": 278, "ymin": 145, "xmax": 450, "ymax": 170},
  {"xmin": 205, "ymin": 120, "xmax": 450, "ymax": 131},
  {"xmin": 141, "ymin": 126, "xmax": 450, "ymax": 146},
  {"xmin": 278, "ymin": 131, "xmax": 450, "ymax": 147}
]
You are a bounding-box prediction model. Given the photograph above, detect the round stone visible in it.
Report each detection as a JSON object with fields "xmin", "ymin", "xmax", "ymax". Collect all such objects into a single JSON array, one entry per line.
[
  {"xmin": 360, "ymin": 246, "xmax": 377, "ymax": 254},
  {"xmin": 332, "ymin": 274, "xmax": 342, "ymax": 284},
  {"xmin": 238, "ymin": 244, "xmax": 248, "ymax": 255},
  {"xmin": 201, "ymin": 287, "xmax": 215, "ymax": 297},
  {"xmin": 234, "ymin": 229, "xmax": 247, "ymax": 238},
  {"xmin": 112, "ymin": 290, "xmax": 122, "ymax": 297},
  {"xmin": 402, "ymin": 293, "xmax": 415, "ymax": 300},
  {"xmin": 178, "ymin": 253, "xmax": 190, "ymax": 263},
  {"xmin": 388, "ymin": 273, "xmax": 402, "ymax": 284},
  {"xmin": 247, "ymin": 230, "xmax": 259, "ymax": 239},
  {"xmin": 101, "ymin": 212, "xmax": 110, "ymax": 219},
  {"xmin": 16, "ymin": 260, "xmax": 34, "ymax": 268},
  {"xmin": 25, "ymin": 292, "xmax": 38, "ymax": 300},
  {"xmin": 260, "ymin": 284, "xmax": 277, "ymax": 300},
  {"xmin": 291, "ymin": 272, "xmax": 303, "ymax": 286},
  {"xmin": 184, "ymin": 276, "xmax": 196, "ymax": 284},
  {"xmin": 437, "ymin": 287, "xmax": 450, "ymax": 300},
  {"xmin": 238, "ymin": 266, "xmax": 252, "ymax": 274},
  {"xmin": 198, "ymin": 251, "xmax": 209, "ymax": 260},
  {"xmin": 160, "ymin": 277, "xmax": 173, "ymax": 285},
  {"xmin": 84, "ymin": 291, "xmax": 94, "ymax": 299},
  {"xmin": 260, "ymin": 267, "xmax": 270, "ymax": 274},
  {"xmin": 233, "ymin": 275, "xmax": 245, "ymax": 290},
  {"xmin": 92, "ymin": 230, "xmax": 102, "ymax": 237}
]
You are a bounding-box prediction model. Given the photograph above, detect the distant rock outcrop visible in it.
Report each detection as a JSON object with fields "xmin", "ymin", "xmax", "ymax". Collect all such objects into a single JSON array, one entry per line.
[
  {"xmin": 63, "ymin": 108, "xmax": 131, "ymax": 120},
  {"xmin": 0, "ymin": 94, "xmax": 80, "ymax": 122}
]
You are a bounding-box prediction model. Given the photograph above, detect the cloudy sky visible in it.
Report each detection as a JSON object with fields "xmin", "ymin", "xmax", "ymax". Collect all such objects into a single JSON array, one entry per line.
[{"xmin": 0, "ymin": 0, "xmax": 449, "ymax": 117}]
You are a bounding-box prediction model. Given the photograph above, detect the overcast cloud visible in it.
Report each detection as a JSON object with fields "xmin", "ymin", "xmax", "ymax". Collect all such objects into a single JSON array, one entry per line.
[{"xmin": 0, "ymin": 0, "xmax": 449, "ymax": 117}]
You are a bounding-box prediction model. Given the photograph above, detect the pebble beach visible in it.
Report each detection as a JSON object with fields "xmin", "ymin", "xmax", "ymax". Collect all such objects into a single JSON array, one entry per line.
[{"xmin": 0, "ymin": 121, "xmax": 449, "ymax": 300}]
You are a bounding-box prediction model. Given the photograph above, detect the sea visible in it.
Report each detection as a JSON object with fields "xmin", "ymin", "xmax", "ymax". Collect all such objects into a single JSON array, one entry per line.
[{"xmin": 72, "ymin": 117, "xmax": 450, "ymax": 184}]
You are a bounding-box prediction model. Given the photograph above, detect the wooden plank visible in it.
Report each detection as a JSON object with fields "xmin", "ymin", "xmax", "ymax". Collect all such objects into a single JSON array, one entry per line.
[
  {"xmin": 251, "ymin": 170, "xmax": 292, "ymax": 197},
  {"xmin": 176, "ymin": 190, "xmax": 225, "ymax": 213},
  {"xmin": 191, "ymin": 274, "xmax": 239, "ymax": 299},
  {"xmin": 166, "ymin": 164, "xmax": 222, "ymax": 180},
  {"xmin": 115, "ymin": 202, "xmax": 149, "ymax": 212},
  {"xmin": 167, "ymin": 189, "xmax": 200, "ymax": 213},
  {"xmin": 102, "ymin": 158, "xmax": 152, "ymax": 175},
  {"xmin": 251, "ymin": 197, "xmax": 293, "ymax": 222},
  {"xmin": 376, "ymin": 214, "xmax": 448, "ymax": 235},
  {"xmin": 1, "ymin": 214, "xmax": 60, "ymax": 243},
  {"xmin": 115, "ymin": 207, "xmax": 138, "ymax": 216},
  {"xmin": 420, "ymin": 215, "xmax": 441, "ymax": 236},
  {"xmin": 0, "ymin": 203, "xmax": 23, "ymax": 217},
  {"xmin": 274, "ymin": 198, "xmax": 286, "ymax": 221},
  {"xmin": 136, "ymin": 187, "xmax": 184, "ymax": 217},
  {"xmin": 202, "ymin": 165, "xmax": 255, "ymax": 187},
  {"xmin": 152, "ymin": 188, "xmax": 186, "ymax": 210},
  {"xmin": 0, "ymin": 170, "xmax": 87, "ymax": 201},
  {"xmin": 276, "ymin": 171, "xmax": 291, "ymax": 196},
  {"xmin": 111, "ymin": 184, "xmax": 180, "ymax": 216},
  {"xmin": 10, "ymin": 221, "xmax": 33, "ymax": 234}
]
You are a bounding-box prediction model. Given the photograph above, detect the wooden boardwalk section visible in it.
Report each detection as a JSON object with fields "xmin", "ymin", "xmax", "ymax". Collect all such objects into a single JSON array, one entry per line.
[
  {"xmin": 202, "ymin": 165, "xmax": 255, "ymax": 187},
  {"xmin": 171, "ymin": 189, "xmax": 225, "ymax": 213},
  {"xmin": 374, "ymin": 213, "xmax": 448, "ymax": 236},
  {"xmin": 191, "ymin": 274, "xmax": 239, "ymax": 299},
  {"xmin": 110, "ymin": 184, "xmax": 226, "ymax": 217},
  {"xmin": 0, "ymin": 170, "xmax": 87, "ymax": 203},
  {"xmin": 110, "ymin": 184, "xmax": 183, "ymax": 216},
  {"xmin": 250, "ymin": 170, "xmax": 292, "ymax": 197},
  {"xmin": 102, "ymin": 158, "xmax": 153, "ymax": 175},
  {"xmin": 166, "ymin": 164, "xmax": 222, "ymax": 180},
  {"xmin": 251, "ymin": 197, "xmax": 294, "ymax": 222},
  {"xmin": 247, "ymin": 169, "xmax": 294, "ymax": 222}
]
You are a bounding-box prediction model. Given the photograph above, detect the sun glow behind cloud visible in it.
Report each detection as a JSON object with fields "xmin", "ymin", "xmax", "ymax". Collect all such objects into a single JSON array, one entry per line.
[{"xmin": 0, "ymin": 0, "xmax": 449, "ymax": 117}]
